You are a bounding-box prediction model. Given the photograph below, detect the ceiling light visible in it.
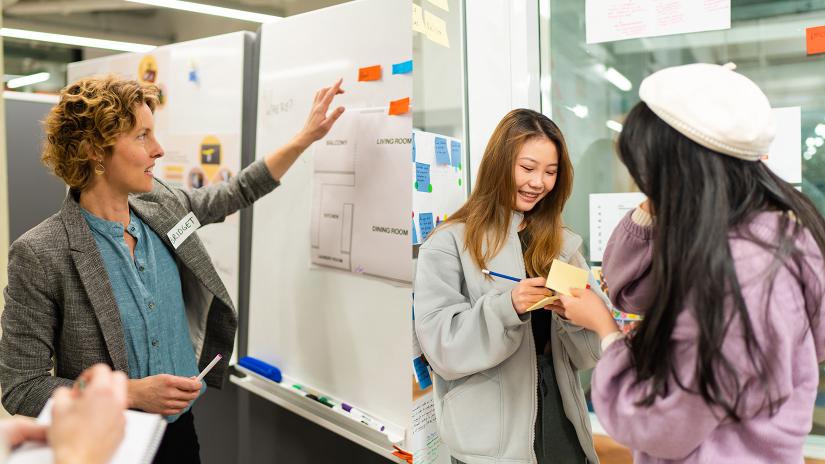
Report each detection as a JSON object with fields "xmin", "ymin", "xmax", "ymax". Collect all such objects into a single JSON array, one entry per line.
[
  {"xmin": 125, "ymin": 0, "xmax": 280, "ymax": 23},
  {"xmin": 7, "ymin": 72, "xmax": 50, "ymax": 89},
  {"xmin": 603, "ymin": 67, "xmax": 632, "ymax": 91},
  {"xmin": 594, "ymin": 64, "xmax": 632, "ymax": 92},
  {"xmin": 606, "ymin": 120, "xmax": 623, "ymax": 132},
  {"xmin": 816, "ymin": 124, "xmax": 825, "ymax": 138},
  {"xmin": 1, "ymin": 28, "xmax": 155, "ymax": 52},
  {"xmin": 565, "ymin": 104, "xmax": 588, "ymax": 118}
]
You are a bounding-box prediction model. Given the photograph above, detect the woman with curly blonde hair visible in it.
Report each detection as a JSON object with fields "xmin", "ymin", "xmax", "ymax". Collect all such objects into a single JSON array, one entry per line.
[{"xmin": 0, "ymin": 75, "xmax": 344, "ymax": 463}]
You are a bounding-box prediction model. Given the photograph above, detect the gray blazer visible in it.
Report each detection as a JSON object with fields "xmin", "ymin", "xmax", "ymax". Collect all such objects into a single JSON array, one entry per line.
[{"xmin": 0, "ymin": 160, "xmax": 278, "ymax": 416}]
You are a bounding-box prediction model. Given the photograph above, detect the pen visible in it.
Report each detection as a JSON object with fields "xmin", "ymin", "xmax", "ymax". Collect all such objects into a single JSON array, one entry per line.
[
  {"xmin": 291, "ymin": 384, "xmax": 311, "ymax": 398},
  {"xmin": 341, "ymin": 403, "xmax": 386, "ymax": 432},
  {"xmin": 483, "ymin": 269, "xmax": 592, "ymax": 290},
  {"xmin": 481, "ymin": 269, "xmax": 521, "ymax": 282},
  {"xmin": 292, "ymin": 383, "xmax": 317, "ymax": 395},
  {"xmin": 305, "ymin": 393, "xmax": 329, "ymax": 406},
  {"xmin": 292, "ymin": 385, "xmax": 334, "ymax": 409},
  {"xmin": 196, "ymin": 353, "xmax": 222, "ymax": 381}
]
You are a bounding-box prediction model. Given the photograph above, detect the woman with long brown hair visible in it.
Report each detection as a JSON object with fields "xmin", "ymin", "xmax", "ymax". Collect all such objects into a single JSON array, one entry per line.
[{"xmin": 414, "ymin": 109, "xmax": 605, "ymax": 464}]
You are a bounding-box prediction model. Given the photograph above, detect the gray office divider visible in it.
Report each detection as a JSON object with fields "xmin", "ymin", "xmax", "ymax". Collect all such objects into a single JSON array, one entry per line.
[{"xmin": 4, "ymin": 92, "xmax": 64, "ymax": 243}]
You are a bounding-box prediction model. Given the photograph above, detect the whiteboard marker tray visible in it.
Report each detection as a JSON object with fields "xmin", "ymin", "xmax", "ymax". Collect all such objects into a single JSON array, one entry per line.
[{"xmin": 230, "ymin": 366, "xmax": 406, "ymax": 462}]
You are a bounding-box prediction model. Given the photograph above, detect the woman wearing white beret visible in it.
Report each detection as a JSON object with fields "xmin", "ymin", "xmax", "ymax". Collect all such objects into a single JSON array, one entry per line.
[{"xmin": 560, "ymin": 62, "xmax": 825, "ymax": 463}]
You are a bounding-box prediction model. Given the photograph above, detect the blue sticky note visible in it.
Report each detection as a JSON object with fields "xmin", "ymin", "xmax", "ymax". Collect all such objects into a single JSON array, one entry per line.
[
  {"xmin": 393, "ymin": 60, "xmax": 413, "ymax": 74},
  {"xmin": 412, "ymin": 218, "xmax": 419, "ymax": 244},
  {"xmin": 413, "ymin": 356, "xmax": 432, "ymax": 390},
  {"xmin": 419, "ymin": 212, "xmax": 434, "ymax": 241},
  {"xmin": 415, "ymin": 162, "xmax": 431, "ymax": 193},
  {"xmin": 412, "ymin": 132, "xmax": 416, "ymax": 162},
  {"xmin": 434, "ymin": 137, "xmax": 450, "ymax": 165},
  {"xmin": 450, "ymin": 140, "xmax": 461, "ymax": 168}
]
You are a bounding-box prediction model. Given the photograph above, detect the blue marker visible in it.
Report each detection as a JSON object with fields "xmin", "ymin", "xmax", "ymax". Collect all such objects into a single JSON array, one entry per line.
[
  {"xmin": 238, "ymin": 356, "xmax": 282, "ymax": 383},
  {"xmin": 481, "ymin": 269, "xmax": 521, "ymax": 282}
]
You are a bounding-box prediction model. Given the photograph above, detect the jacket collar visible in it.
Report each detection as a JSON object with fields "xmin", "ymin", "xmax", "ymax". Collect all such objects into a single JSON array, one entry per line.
[{"xmin": 59, "ymin": 190, "xmax": 129, "ymax": 372}]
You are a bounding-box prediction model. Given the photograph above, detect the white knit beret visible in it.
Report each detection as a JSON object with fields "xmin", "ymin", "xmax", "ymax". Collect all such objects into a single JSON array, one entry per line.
[{"xmin": 638, "ymin": 63, "xmax": 776, "ymax": 161}]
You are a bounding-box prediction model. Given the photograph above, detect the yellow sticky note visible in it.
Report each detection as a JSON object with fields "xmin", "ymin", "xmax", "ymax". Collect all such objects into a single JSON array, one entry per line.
[
  {"xmin": 524, "ymin": 259, "xmax": 589, "ymax": 312},
  {"xmin": 546, "ymin": 259, "xmax": 589, "ymax": 296},
  {"xmin": 426, "ymin": 0, "xmax": 449, "ymax": 12},
  {"xmin": 412, "ymin": 4, "xmax": 427, "ymax": 34},
  {"xmin": 424, "ymin": 10, "xmax": 450, "ymax": 48},
  {"xmin": 525, "ymin": 294, "xmax": 559, "ymax": 312}
]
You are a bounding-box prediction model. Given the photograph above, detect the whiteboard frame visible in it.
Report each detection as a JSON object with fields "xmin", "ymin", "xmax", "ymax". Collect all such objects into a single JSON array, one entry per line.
[{"xmin": 231, "ymin": 368, "xmax": 406, "ymax": 462}]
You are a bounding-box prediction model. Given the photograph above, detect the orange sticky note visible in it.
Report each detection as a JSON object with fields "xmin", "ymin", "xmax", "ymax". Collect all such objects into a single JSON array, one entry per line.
[
  {"xmin": 807, "ymin": 25, "xmax": 825, "ymax": 55},
  {"xmin": 389, "ymin": 97, "xmax": 410, "ymax": 115},
  {"xmin": 358, "ymin": 65, "xmax": 382, "ymax": 81}
]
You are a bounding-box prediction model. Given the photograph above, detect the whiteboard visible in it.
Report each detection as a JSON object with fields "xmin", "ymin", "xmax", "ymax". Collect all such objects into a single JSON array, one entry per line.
[
  {"xmin": 248, "ymin": 0, "xmax": 412, "ymax": 441},
  {"xmin": 67, "ymin": 32, "xmax": 250, "ymax": 307},
  {"xmin": 412, "ymin": 130, "xmax": 467, "ymax": 245},
  {"xmin": 588, "ymin": 192, "xmax": 646, "ymax": 262}
]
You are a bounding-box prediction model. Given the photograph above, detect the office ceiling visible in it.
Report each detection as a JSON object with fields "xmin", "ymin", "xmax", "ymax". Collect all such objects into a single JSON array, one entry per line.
[{"xmin": 1, "ymin": 0, "xmax": 347, "ymax": 90}]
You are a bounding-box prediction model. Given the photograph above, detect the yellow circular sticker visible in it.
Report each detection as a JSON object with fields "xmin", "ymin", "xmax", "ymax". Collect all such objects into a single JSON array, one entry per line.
[
  {"xmin": 199, "ymin": 136, "xmax": 222, "ymax": 180},
  {"xmin": 138, "ymin": 55, "xmax": 166, "ymax": 108},
  {"xmin": 138, "ymin": 55, "xmax": 158, "ymax": 84}
]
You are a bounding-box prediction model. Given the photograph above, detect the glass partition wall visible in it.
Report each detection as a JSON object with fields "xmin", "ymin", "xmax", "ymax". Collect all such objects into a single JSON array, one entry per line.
[{"xmin": 540, "ymin": 0, "xmax": 825, "ymax": 437}]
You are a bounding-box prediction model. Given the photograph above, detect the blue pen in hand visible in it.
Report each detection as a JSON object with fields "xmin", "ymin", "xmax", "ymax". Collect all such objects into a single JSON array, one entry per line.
[{"xmin": 481, "ymin": 269, "xmax": 521, "ymax": 282}]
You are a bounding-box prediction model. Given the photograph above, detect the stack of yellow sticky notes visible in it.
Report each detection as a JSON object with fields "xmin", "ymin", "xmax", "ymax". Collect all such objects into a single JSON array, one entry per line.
[{"xmin": 525, "ymin": 259, "xmax": 589, "ymax": 312}]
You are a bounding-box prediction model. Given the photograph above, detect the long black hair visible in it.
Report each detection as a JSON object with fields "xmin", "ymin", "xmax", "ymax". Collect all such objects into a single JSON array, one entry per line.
[{"xmin": 617, "ymin": 102, "xmax": 825, "ymax": 421}]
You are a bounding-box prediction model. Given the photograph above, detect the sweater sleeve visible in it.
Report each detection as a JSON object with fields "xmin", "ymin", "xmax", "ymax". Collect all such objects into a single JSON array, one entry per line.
[
  {"xmin": 592, "ymin": 238, "xmax": 805, "ymax": 460},
  {"xmin": 413, "ymin": 231, "xmax": 528, "ymax": 381},
  {"xmin": 602, "ymin": 208, "xmax": 655, "ymax": 314}
]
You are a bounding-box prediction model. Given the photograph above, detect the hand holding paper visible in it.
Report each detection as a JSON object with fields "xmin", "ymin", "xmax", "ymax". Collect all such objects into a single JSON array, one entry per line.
[
  {"xmin": 511, "ymin": 277, "xmax": 553, "ymax": 315},
  {"xmin": 524, "ymin": 260, "xmax": 589, "ymax": 312},
  {"xmin": 558, "ymin": 288, "xmax": 618, "ymax": 338},
  {"xmin": 50, "ymin": 364, "xmax": 128, "ymax": 464}
]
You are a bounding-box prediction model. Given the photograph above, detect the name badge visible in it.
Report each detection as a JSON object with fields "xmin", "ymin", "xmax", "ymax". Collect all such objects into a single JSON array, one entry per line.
[{"xmin": 167, "ymin": 212, "xmax": 201, "ymax": 250}]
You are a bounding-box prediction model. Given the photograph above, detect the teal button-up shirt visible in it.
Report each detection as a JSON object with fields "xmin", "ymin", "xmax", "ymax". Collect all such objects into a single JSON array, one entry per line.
[{"xmin": 82, "ymin": 208, "xmax": 201, "ymax": 422}]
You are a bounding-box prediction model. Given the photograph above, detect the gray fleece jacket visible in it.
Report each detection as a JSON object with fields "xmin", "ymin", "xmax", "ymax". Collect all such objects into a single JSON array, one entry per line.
[{"xmin": 414, "ymin": 211, "xmax": 605, "ymax": 464}]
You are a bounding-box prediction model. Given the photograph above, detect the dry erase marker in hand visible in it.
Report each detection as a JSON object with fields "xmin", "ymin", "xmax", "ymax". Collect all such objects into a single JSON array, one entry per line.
[{"xmin": 196, "ymin": 354, "xmax": 222, "ymax": 381}]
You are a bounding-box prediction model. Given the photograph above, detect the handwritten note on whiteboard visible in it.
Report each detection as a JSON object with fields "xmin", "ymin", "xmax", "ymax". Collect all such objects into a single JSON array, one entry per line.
[
  {"xmin": 589, "ymin": 192, "xmax": 647, "ymax": 262},
  {"xmin": 586, "ymin": 0, "xmax": 730, "ymax": 44}
]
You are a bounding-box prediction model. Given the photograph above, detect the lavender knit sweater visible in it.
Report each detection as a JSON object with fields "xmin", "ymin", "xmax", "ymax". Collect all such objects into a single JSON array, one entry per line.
[{"xmin": 592, "ymin": 208, "xmax": 825, "ymax": 463}]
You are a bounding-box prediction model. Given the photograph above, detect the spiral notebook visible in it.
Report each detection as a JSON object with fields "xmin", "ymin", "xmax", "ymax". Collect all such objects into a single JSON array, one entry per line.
[{"xmin": 7, "ymin": 399, "xmax": 166, "ymax": 464}]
